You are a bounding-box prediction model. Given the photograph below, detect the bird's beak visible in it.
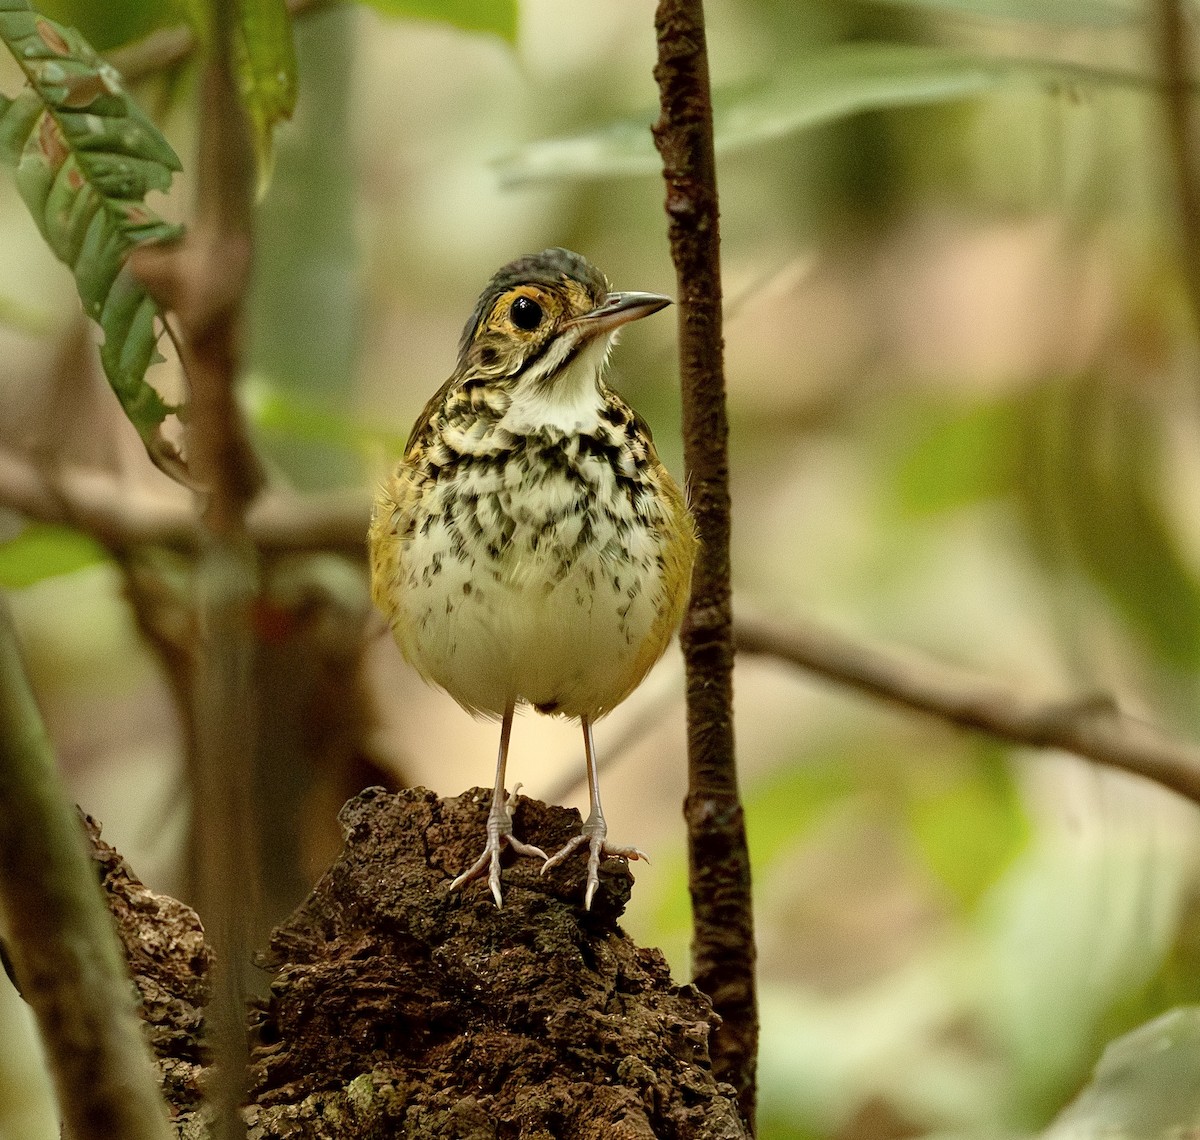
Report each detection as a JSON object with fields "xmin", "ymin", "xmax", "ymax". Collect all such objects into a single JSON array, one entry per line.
[{"xmin": 573, "ymin": 291, "xmax": 672, "ymax": 339}]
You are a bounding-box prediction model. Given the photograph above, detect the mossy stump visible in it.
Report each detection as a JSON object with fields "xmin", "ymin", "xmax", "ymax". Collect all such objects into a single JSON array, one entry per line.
[{"xmin": 96, "ymin": 786, "xmax": 749, "ymax": 1138}]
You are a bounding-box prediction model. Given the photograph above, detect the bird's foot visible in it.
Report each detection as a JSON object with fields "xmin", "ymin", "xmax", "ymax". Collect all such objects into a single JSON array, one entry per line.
[
  {"xmin": 542, "ymin": 813, "xmax": 649, "ymax": 910},
  {"xmin": 449, "ymin": 785, "xmax": 547, "ymax": 908}
]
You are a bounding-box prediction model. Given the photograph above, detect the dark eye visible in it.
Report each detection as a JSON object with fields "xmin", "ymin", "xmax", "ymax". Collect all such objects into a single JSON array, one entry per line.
[{"xmin": 510, "ymin": 295, "xmax": 543, "ymax": 331}]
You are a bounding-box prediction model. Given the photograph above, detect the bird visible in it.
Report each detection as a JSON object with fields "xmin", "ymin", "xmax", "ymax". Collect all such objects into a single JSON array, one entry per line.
[{"xmin": 369, "ymin": 248, "xmax": 697, "ymax": 910}]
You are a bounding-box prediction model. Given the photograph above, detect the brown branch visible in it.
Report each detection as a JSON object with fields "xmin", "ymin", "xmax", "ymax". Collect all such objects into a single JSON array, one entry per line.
[
  {"xmin": 651, "ymin": 1, "xmax": 756, "ymax": 1128},
  {"xmin": 0, "ymin": 444, "xmax": 368, "ymax": 554},
  {"xmin": 735, "ymin": 612, "xmax": 1200, "ymax": 805},
  {"xmin": 188, "ymin": 44, "xmax": 257, "ymax": 1140},
  {"xmin": 0, "ymin": 596, "xmax": 173, "ymax": 1140},
  {"xmin": 1155, "ymin": 0, "xmax": 1200, "ymax": 332},
  {"xmin": 128, "ymin": 2, "xmax": 267, "ymax": 1135}
]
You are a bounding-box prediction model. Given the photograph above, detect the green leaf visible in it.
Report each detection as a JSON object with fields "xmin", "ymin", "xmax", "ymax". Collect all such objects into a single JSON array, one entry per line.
[
  {"xmin": 865, "ymin": 0, "xmax": 1142, "ymax": 28},
  {"xmin": 0, "ymin": 2, "xmax": 187, "ymax": 480},
  {"xmin": 895, "ymin": 398, "xmax": 1022, "ymax": 515},
  {"xmin": 0, "ymin": 523, "xmax": 106, "ymax": 588},
  {"xmin": 981, "ymin": 815, "xmax": 1191, "ymax": 1123},
  {"xmin": 1044, "ymin": 1009, "xmax": 1200, "ymax": 1138},
  {"xmin": 497, "ymin": 43, "xmax": 1178, "ymax": 185},
  {"xmin": 362, "ymin": 0, "xmax": 518, "ymax": 43},
  {"xmin": 236, "ymin": 0, "xmax": 297, "ymax": 193}
]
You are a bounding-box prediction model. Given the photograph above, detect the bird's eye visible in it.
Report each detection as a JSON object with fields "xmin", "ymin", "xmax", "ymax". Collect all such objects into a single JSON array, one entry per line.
[{"xmin": 510, "ymin": 295, "xmax": 543, "ymax": 331}]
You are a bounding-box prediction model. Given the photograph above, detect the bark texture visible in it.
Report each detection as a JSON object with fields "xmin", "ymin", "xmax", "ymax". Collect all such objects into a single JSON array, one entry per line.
[
  {"xmin": 0, "ymin": 587, "xmax": 173, "ymax": 1140},
  {"xmin": 90, "ymin": 788, "xmax": 748, "ymax": 1139},
  {"xmin": 83, "ymin": 816, "xmax": 210, "ymax": 1124},
  {"xmin": 652, "ymin": 0, "xmax": 757, "ymax": 1126}
]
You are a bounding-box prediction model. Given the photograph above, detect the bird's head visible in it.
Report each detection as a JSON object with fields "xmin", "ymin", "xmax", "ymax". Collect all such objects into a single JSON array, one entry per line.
[{"xmin": 454, "ymin": 249, "xmax": 671, "ymax": 397}]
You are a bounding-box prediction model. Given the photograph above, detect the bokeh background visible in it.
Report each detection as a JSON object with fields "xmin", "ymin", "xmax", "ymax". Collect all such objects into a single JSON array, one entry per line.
[{"xmin": 3, "ymin": 0, "xmax": 1200, "ymax": 1137}]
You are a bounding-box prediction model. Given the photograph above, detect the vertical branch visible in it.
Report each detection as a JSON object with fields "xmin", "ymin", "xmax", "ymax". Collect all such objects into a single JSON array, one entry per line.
[
  {"xmin": 1155, "ymin": 0, "xmax": 1200, "ymax": 332},
  {"xmin": 651, "ymin": 0, "xmax": 757, "ymax": 1128},
  {"xmin": 188, "ymin": 4, "xmax": 261, "ymax": 1135},
  {"xmin": 189, "ymin": 0, "xmax": 263, "ymax": 531},
  {"xmin": 133, "ymin": 2, "xmax": 265, "ymax": 1137},
  {"xmin": 0, "ymin": 595, "xmax": 173, "ymax": 1140}
]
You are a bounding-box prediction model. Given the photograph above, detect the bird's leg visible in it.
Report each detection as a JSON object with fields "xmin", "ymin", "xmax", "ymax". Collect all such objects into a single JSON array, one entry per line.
[
  {"xmin": 449, "ymin": 702, "xmax": 547, "ymax": 907},
  {"xmin": 542, "ymin": 716, "xmax": 648, "ymax": 909}
]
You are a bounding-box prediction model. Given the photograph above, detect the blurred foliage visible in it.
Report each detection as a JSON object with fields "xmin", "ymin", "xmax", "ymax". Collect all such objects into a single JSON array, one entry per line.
[
  {"xmin": 902, "ymin": 741, "xmax": 1030, "ymax": 912},
  {"xmin": 0, "ymin": 288, "xmax": 54, "ymax": 333},
  {"xmin": 1019, "ymin": 378, "xmax": 1200, "ymax": 677},
  {"xmin": 2, "ymin": 0, "xmax": 1200, "ymax": 1138},
  {"xmin": 246, "ymin": 3, "xmax": 365, "ymax": 489},
  {"xmin": 30, "ymin": 0, "xmax": 181, "ymax": 53},
  {"xmin": 497, "ymin": 44, "xmax": 1170, "ymax": 186},
  {"xmin": 361, "ymin": 0, "xmax": 517, "ymax": 42},
  {"xmin": 868, "ymin": 0, "xmax": 1142, "ymax": 27},
  {"xmin": 0, "ymin": 523, "xmax": 106, "ymax": 588},
  {"xmin": 246, "ymin": 377, "xmax": 406, "ymax": 457},
  {"xmin": 235, "ymin": 0, "xmax": 298, "ymax": 190},
  {"xmin": 1042, "ymin": 1008, "xmax": 1200, "ymax": 1138},
  {"xmin": 894, "ymin": 398, "xmax": 1023, "ymax": 516}
]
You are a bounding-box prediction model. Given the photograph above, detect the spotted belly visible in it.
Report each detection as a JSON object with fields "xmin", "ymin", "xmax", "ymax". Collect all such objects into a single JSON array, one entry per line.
[{"xmin": 379, "ymin": 463, "xmax": 674, "ymax": 720}]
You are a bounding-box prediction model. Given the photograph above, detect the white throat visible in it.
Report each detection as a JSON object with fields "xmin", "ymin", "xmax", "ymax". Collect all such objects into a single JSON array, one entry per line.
[{"xmin": 499, "ymin": 333, "xmax": 613, "ymax": 436}]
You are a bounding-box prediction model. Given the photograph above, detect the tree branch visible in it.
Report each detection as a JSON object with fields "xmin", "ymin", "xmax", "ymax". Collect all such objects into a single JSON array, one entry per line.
[
  {"xmin": 0, "ymin": 445, "xmax": 368, "ymax": 555},
  {"xmin": 652, "ymin": 0, "xmax": 756, "ymax": 1128},
  {"xmin": 735, "ymin": 611, "xmax": 1200, "ymax": 805},
  {"xmin": 123, "ymin": 2, "xmax": 268, "ymax": 1135},
  {"xmin": 0, "ymin": 594, "xmax": 173, "ymax": 1140},
  {"xmin": 186, "ymin": 11, "xmax": 259, "ymax": 1136},
  {"xmin": 1154, "ymin": 0, "xmax": 1200, "ymax": 333}
]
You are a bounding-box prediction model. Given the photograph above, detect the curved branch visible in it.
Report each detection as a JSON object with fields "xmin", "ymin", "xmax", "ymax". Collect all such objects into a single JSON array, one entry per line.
[
  {"xmin": 736, "ymin": 612, "xmax": 1200, "ymax": 805},
  {"xmin": 0, "ymin": 444, "xmax": 368, "ymax": 554}
]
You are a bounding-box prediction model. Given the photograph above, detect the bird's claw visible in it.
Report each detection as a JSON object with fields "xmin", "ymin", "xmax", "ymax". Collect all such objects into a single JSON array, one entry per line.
[
  {"xmin": 542, "ymin": 818, "xmax": 648, "ymax": 910},
  {"xmin": 448, "ymin": 784, "xmax": 547, "ymax": 908}
]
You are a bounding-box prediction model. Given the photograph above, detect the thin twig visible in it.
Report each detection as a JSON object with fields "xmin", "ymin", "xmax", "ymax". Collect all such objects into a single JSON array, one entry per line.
[
  {"xmin": 191, "ymin": 38, "xmax": 258, "ymax": 1140},
  {"xmin": 0, "ymin": 595, "xmax": 174, "ymax": 1140},
  {"xmin": 0, "ymin": 444, "xmax": 368, "ymax": 553},
  {"xmin": 735, "ymin": 612, "xmax": 1200, "ymax": 805},
  {"xmin": 1155, "ymin": 0, "xmax": 1200, "ymax": 331},
  {"xmin": 651, "ymin": 0, "xmax": 757, "ymax": 1128}
]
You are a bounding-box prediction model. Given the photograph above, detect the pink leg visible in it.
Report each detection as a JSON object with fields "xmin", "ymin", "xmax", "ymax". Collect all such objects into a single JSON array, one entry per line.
[
  {"xmin": 449, "ymin": 702, "xmax": 547, "ymax": 907},
  {"xmin": 542, "ymin": 715, "xmax": 648, "ymax": 909}
]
